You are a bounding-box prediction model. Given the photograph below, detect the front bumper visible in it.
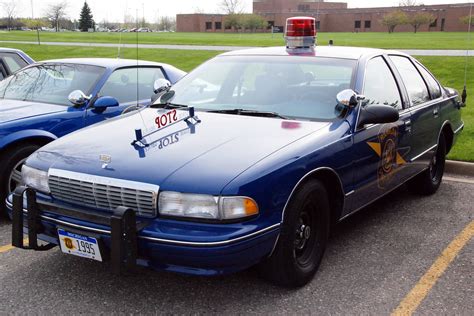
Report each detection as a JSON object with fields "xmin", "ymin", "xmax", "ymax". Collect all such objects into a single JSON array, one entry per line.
[{"xmin": 7, "ymin": 187, "xmax": 280, "ymax": 276}]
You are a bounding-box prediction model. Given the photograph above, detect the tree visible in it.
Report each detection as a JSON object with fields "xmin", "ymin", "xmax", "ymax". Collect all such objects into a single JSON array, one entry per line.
[
  {"xmin": 21, "ymin": 18, "xmax": 49, "ymax": 30},
  {"xmin": 460, "ymin": 15, "xmax": 474, "ymax": 27},
  {"xmin": 79, "ymin": 1, "xmax": 94, "ymax": 32},
  {"xmin": 380, "ymin": 10, "xmax": 408, "ymax": 33},
  {"xmin": 45, "ymin": 1, "xmax": 68, "ymax": 32},
  {"xmin": 224, "ymin": 14, "xmax": 244, "ymax": 32},
  {"xmin": 242, "ymin": 14, "xmax": 266, "ymax": 32},
  {"xmin": 1, "ymin": 0, "xmax": 16, "ymax": 31},
  {"xmin": 158, "ymin": 16, "xmax": 175, "ymax": 32},
  {"xmin": 220, "ymin": 0, "xmax": 244, "ymax": 14},
  {"xmin": 399, "ymin": 0, "xmax": 418, "ymax": 6},
  {"xmin": 408, "ymin": 12, "xmax": 435, "ymax": 33}
]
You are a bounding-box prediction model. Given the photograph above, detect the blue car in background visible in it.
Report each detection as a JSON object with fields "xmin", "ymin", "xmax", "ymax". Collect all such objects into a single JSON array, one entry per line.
[
  {"xmin": 0, "ymin": 58, "xmax": 185, "ymax": 214},
  {"xmin": 0, "ymin": 48, "xmax": 34, "ymax": 80}
]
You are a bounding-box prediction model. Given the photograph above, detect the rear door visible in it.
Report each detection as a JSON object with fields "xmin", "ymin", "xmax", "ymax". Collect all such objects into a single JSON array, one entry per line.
[
  {"xmin": 85, "ymin": 67, "xmax": 166, "ymax": 125},
  {"xmin": 350, "ymin": 56, "xmax": 412, "ymax": 211},
  {"xmin": 388, "ymin": 55, "xmax": 440, "ymax": 174}
]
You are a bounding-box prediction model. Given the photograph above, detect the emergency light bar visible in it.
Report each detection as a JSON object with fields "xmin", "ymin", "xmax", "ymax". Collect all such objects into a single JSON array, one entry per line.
[{"xmin": 285, "ymin": 17, "xmax": 316, "ymax": 49}]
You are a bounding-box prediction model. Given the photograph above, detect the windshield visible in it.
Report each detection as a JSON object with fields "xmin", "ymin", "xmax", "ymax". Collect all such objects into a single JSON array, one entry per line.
[
  {"xmin": 0, "ymin": 63, "xmax": 105, "ymax": 105},
  {"xmin": 165, "ymin": 55, "xmax": 356, "ymax": 121}
]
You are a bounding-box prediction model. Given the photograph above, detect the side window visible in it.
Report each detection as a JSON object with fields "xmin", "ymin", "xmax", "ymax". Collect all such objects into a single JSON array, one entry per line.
[
  {"xmin": 389, "ymin": 55, "xmax": 430, "ymax": 106},
  {"xmin": 363, "ymin": 56, "xmax": 402, "ymax": 111},
  {"xmin": 0, "ymin": 53, "xmax": 28, "ymax": 73},
  {"xmin": 100, "ymin": 67, "xmax": 165, "ymax": 104},
  {"xmin": 416, "ymin": 63, "xmax": 442, "ymax": 99}
]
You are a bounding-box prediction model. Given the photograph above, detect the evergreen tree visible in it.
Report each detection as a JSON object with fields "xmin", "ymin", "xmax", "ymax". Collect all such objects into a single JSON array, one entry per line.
[{"xmin": 78, "ymin": 1, "xmax": 94, "ymax": 32}]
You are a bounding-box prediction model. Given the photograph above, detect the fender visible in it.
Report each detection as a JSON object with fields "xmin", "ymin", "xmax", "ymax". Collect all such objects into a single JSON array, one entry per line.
[{"xmin": 0, "ymin": 129, "xmax": 57, "ymax": 150}]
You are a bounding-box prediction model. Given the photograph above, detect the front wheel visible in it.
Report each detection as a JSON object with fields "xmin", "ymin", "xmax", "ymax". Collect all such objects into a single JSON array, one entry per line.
[
  {"xmin": 408, "ymin": 133, "xmax": 446, "ymax": 196},
  {"xmin": 258, "ymin": 180, "xmax": 330, "ymax": 287},
  {"xmin": 0, "ymin": 144, "xmax": 41, "ymax": 217}
]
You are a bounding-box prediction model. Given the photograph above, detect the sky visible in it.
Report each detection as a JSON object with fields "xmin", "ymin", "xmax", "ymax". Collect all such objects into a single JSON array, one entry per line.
[{"xmin": 11, "ymin": 0, "xmax": 474, "ymax": 23}]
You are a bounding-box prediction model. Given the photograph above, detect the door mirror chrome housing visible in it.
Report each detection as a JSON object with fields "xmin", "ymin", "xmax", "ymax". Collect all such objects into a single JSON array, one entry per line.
[
  {"xmin": 68, "ymin": 90, "xmax": 91, "ymax": 106},
  {"xmin": 336, "ymin": 89, "xmax": 365, "ymax": 108},
  {"xmin": 153, "ymin": 78, "xmax": 171, "ymax": 94},
  {"xmin": 358, "ymin": 105, "xmax": 400, "ymax": 128},
  {"xmin": 94, "ymin": 96, "xmax": 119, "ymax": 110}
]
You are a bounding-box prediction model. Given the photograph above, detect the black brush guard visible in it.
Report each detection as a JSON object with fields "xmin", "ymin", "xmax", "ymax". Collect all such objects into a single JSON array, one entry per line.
[{"xmin": 11, "ymin": 186, "xmax": 141, "ymax": 275}]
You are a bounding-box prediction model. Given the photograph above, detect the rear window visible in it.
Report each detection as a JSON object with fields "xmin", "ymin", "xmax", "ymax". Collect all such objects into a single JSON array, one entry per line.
[{"xmin": 0, "ymin": 52, "xmax": 28, "ymax": 73}]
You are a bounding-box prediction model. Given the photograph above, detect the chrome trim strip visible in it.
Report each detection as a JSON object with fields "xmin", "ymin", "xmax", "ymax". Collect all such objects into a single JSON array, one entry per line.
[
  {"xmin": 339, "ymin": 166, "xmax": 429, "ymax": 221},
  {"xmin": 345, "ymin": 190, "xmax": 355, "ymax": 197},
  {"xmin": 5, "ymin": 200, "xmax": 280, "ymax": 247},
  {"xmin": 454, "ymin": 122, "xmax": 464, "ymax": 134},
  {"xmin": 410, "ymin": 144, "xmax": 438, "ymax": 162},
  {"xmin": 140, "ymin": 223, "xmax": 281, "ymax": 246},
  {"xmin": 281, "ymin": 167, "xmax": 345, "ymax": 222}
]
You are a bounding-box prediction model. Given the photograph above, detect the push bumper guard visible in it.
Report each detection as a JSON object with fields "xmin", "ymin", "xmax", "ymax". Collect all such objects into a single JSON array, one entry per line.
[{"xmin": 11, "ymin": 186, "xmax": 142, "ymax": 275}]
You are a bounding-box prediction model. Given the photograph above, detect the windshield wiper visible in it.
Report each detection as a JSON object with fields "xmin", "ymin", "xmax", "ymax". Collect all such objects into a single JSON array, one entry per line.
[
  {"xmin": 207, "ymin": 109, "xmax": 288, "ymax": 119},
  {"xmin": 150, "ymin": 102, "xmax": 188, "ymax": 109}
]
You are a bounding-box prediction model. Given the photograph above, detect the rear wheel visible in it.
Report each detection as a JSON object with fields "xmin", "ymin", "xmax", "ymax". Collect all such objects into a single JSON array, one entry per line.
[
  {"xmin": 408, "ymin": 133, "xmax": 446, "ymax": 196},
  {"xmin": 0, "ymin": 144, "xmax": 41, "ymax": 217},
  {"xmin": 258, "ymin": 180, "xmax": 330, "ymax": 287}
]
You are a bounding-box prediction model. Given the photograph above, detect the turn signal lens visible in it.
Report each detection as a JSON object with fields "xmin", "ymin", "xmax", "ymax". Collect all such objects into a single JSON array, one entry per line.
[{"xmin": 221, "ymin": 197, "xmax": 259, "ymax": 220}]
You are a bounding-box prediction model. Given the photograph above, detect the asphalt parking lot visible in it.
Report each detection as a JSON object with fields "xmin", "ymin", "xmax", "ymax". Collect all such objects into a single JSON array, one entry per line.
[{"xmin": 0, "ymin": 175, "xmax": 472, "ymax": 315}]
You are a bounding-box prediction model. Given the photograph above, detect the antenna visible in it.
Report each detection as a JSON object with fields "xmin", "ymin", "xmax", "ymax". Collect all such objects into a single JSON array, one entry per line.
[
  {"xmin": 117, "ymin": 32, "xmax": 122, "ymax": 59},
  {"xmin": 462, "ymin": 2, "xmax": 472, "ymax": 104},
  {"xmin": 136, "ymin": 8, "xmax": 139, "ymax": 107}
]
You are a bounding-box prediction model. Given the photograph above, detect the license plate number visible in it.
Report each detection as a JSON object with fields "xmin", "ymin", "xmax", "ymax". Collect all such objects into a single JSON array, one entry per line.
[{"xmin": 58, "ymin": 229, "xmax": 102, "ymax": 262}]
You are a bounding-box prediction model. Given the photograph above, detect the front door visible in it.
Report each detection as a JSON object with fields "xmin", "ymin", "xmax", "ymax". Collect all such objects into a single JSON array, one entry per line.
[{"xmin": 350, "ymin": 56, "xmax": 412, "ymax": 211}]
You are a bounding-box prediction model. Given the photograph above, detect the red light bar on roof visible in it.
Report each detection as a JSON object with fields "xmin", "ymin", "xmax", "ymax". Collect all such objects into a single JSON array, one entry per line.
[{"xmin": 285, "ymin": 17, "xmax": 316, "ymax": 49}]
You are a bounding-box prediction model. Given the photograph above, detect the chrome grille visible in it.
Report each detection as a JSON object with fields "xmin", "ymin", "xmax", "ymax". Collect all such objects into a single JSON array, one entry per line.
[{"xmin": 48, "ymin": 169, "xmax": 159, "ymax": 217}]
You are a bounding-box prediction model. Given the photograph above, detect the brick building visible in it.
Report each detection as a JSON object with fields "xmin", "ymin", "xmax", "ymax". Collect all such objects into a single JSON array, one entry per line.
[{"xmin": 176, "ymin": 0, "xmax": 472, "ymax": 33}]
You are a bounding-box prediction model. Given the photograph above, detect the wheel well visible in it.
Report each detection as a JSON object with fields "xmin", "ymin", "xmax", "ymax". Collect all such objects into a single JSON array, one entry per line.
[
  {"xmin": 441, "ymin": 124, "xmax": 454, "ymax": 154},
  {"xmin": 300, "ymin": 169, "xmax": 345, "ymax": 225},
  {"xmin": 0, "ymin": 137, "xmax": 52, "ymax": 157}
]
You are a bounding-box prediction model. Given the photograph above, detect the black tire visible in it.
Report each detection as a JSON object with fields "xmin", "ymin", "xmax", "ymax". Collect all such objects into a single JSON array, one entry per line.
[
  {"xmin": 408, "ymin": 133, "xmax": 446, "ymax": 196},
  {"xmin": 0, "ymin": 144, "xmax": 41, "ymax": 217},
  {"xmin": 258, "ymin": 180, "xmax": 330, "ymax": 287}
]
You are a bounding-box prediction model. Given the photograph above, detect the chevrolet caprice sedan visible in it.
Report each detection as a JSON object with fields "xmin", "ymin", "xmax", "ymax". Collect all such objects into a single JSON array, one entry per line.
[{"xmin": 9, "ymin": 18, "xmax": 464, "ymax": 287}]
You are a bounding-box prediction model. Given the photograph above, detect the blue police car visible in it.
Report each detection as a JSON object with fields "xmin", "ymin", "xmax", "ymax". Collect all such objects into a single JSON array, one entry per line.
[
  {"xmin": 9, "ymin": 18, "xmax": 464, "ymax": 287},
  {"xmin": 0, "ymin": 58, "xmax": 185, "ymax": 215},
  {"xmin": 0, "ymin": 48, "xmax": 34, "ymax": 80}
]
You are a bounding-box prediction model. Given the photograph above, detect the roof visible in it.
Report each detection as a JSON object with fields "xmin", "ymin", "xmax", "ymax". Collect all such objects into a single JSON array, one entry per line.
[
  {"xmin": 220, "ymin": 46, "xmax": 407, "ymax": 60},
  {"xmin": 0, "ymin": 47, "xmax": 26, "ymax": 54},
  {"xmin": 38, "ymin": 58, "xmax": 166, "ymax": 68}
]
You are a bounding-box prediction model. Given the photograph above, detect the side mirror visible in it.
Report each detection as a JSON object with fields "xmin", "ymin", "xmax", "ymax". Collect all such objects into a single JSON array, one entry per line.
[
  {"xmin": 68, "ymin": 90, "xmax": 91, "ymax": 106},
  {"xmin": 336, "ymin": 89, "xmax": 365, "ymax": 108},
  {"xmin": 335, "ymin": 89, "xmax": 365, "ymax": 117},
  {"xmin": 358, "ymin": 105, "xmax": 399, "ymax": 128},
  {"xmin": 153, "ymin": 78, "xmax": 171, "ymax": 94},
  {"xmin": 94, "ymin": 96, "xmax": 119, "ymax": 110}
]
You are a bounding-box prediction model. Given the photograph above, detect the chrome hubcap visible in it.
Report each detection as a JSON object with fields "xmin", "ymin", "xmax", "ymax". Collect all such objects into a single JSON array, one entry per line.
[
  {"xmin": 295, "ymin": 222, "xmax": 311, "ymax": 250},
  {"xmin": 8, "ymin": 158, "xmax": 26, "ymax": 194}
]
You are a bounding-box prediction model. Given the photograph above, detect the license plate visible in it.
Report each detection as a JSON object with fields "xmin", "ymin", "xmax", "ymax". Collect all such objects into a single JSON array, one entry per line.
[{"xmin": 58, "ymin": 229, "xmax": 102, "ymax": 262}]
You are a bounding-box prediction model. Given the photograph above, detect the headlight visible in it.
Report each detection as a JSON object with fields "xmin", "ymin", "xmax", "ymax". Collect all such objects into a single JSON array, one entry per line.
[
  {"xmin": 21, "ymin": 165, "xmax": 50, "ymax": 193},
  {"xmin": 158, "ymin": 191, "xmax": 259, "ymax": 221}
]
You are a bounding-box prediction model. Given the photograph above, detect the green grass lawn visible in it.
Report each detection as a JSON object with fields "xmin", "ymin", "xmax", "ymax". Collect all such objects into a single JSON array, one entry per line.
[
  {"xmin": 0, "ymin": 43, "xmax": 472, "ymax": 161},
  {"xmin": 1, "ymin": 30, "xmax": 474, "ymax": 50},
  {"xmin": 417, "ymin": 56, "xmax": 474, "ymax": 162},
  {"xmin": 0, "ymin": 43, "xmax": 221, "ymax": 72}
]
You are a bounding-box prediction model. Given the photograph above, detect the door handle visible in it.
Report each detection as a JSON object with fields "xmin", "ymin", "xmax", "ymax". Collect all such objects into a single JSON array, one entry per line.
[
  {"xmin": 433, "ymin": 107, "xmax": 439, "ymax": 118},
  {"xmin": 404, "ymin": 119, "xmax": 412, "ymax": 133}
]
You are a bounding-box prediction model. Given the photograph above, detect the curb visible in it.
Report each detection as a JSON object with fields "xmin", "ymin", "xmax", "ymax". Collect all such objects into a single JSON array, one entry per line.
[{"xmin": 445, "ymin": 160, "xmax": 474, "ymax": 177}]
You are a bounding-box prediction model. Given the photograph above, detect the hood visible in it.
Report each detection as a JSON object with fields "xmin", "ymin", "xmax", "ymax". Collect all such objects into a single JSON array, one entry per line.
[
  {"xmin": 0, "ymin": 99, "xmax": 65, "ymax": 124},
  {"xmin": 30, "ymin": 108, "xmax": 329, "ymax": 194}
]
